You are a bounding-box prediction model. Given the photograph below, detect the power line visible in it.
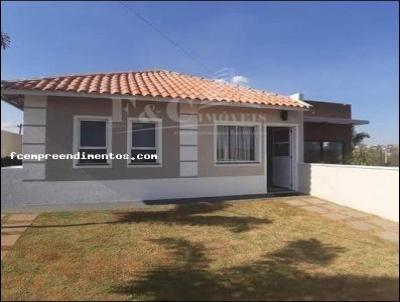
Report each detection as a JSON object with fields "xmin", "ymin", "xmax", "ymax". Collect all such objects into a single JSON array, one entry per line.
[{"xmin": 118, "ymin": 1, "xmax": 213, "ymax": 75}]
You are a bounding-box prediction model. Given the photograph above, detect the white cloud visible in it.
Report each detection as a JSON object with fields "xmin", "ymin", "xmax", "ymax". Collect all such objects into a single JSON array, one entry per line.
[
  {"xmin": 213, "ymin": 74, "xmax": 250, "ymax": 87},
  {"xmin": 231, "ymin": 75, "xmax": 249, "ymax": 86},
  {"xmin": 214, "ymin": 78, "xmax": 228, "ymax": 84}
]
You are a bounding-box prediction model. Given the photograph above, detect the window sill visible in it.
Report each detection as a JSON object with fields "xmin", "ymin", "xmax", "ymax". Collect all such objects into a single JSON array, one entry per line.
[
  {"xmin": 127, "ymin": 163, "xmax": 162, "ymax": 168},
  {"xmin": 215, "ymin": 161, "xmax": 261, "ymax": 165},
  {"xmin": 73, "ymin": 164, "xmax": 112, "ymax": 169}
]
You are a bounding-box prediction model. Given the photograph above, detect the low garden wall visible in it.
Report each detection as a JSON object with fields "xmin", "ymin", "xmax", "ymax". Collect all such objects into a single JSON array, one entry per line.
[{"xmin": 299, "ymin": 163, "xmax": 399, "ymax": 222}]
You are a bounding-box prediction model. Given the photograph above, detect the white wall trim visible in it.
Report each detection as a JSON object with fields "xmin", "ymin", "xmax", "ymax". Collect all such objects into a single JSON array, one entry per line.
[
  {"xmin": 180, "ymin": 103, "xmax": 199, "ymax": 114},
  {"xmin": 180, "ymin": 146, "xmax": 198, "ymax": 161},
  {"xmin": 23, "ymin": 94, "xmax": 47, "ymax": 108},
  {"xmin": 265, "ymin": 123, "xmax": 299, "ymax": 193},
  {"xmin": 180, "ymin": 161, "xmax": 198, "ymax": 177},
  {"xmin": 180, "ymin": 130, "xmax": 198, "ymax": 146},
  {"xmin": 22, "ymin": 144, "xmax": 46, "ymax": 157},
  {"xmin": 23, "ymin": 108, "xmax": 47, "ymax": 126},
  {"xmin": 23, "ymin": 125, "xmax": 46, "ymax": 144},
  {"xmin": 213, "ymin": 121, "xmax": 263, "ymax": 166},
  {"xmin": 72, "ymin": 115, "xmax": 113, "ymax": 168},
  {"xmin": 179, "ymin": 103, "xmax": 199, "ymax": 177},
  {"xmin": 22, "ymin": 95, "xmax": 48, "ymax": 180},
  {"xmin": 179, "ymin": 115, "xmax": 199, "ymax": 130},
  {"xmin": 126, "ymin": 117, "xmax": 163, "ymax": 168}
]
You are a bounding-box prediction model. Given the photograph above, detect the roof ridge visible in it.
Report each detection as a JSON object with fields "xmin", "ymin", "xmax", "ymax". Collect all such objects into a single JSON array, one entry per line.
[
  {"xmin": 179, "ymin": 71, "xmax": 283, "ymax": 97},
  {"xmin": 3, "ymin": 69, "xmax": 178, "ymax": 83}
]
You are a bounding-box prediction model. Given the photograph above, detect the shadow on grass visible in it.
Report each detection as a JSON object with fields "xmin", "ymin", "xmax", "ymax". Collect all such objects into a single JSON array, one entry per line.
[
  {"xmin": 3, "ymin": 202, "xmax": 271, "ymax": 234},
  {"xmin": 143, "ymin": 192, "xmax": 304, "ymax": 205},
  {"xmin": 114, "ymin": 202, "xmax": 271, "ymax": 233},
  {"xmin": 111, "ymin": 238, "xmax": 399, "ymax": 301}
]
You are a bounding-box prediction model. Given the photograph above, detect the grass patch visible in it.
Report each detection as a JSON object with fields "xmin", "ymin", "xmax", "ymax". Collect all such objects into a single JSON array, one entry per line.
[{"xmin": 1, "ymin": 199, "xmax": 399, "ymax": 300}]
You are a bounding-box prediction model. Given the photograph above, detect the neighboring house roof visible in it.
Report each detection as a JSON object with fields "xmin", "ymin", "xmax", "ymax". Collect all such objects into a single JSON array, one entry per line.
[
  {"xmin": 304, "ymin": 116, "xmax": 369, "ymax": 125},
  {"xmin": 1, "ymin": 70, "xmax": 310, "ymax": 110},
  {"xmin": 304, "ymin": 99, "xmax": 369, "ymax": 125}
]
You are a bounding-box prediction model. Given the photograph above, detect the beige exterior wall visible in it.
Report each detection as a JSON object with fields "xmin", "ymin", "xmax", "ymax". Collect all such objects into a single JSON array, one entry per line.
[
  {"xmin": 1, "ymin": 130, "xmax": 22, "ymax": 158},
  {"xmin": 198, "ymin": 105, "xmax": 304, "ymax": 177},
  {"xmin": 43, "ymin": 96, "xmax": 304, "ymax": 184},
  {"xmin": 45, "ymin": 97, "xmax": 179, "ymax": 181},
  {"xmin": 9, "ymin": 95, "xmax": 307, "ymax": 203}
]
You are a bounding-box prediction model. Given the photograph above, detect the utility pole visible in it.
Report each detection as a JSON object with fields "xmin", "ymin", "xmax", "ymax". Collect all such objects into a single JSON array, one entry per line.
[
  {"xmin": 17, "ymin": 123, "xmax": 23, "ymax": 135},
  {"xmin": 384, "ymin": 146, "xmax": 388, "ymax": 165}
]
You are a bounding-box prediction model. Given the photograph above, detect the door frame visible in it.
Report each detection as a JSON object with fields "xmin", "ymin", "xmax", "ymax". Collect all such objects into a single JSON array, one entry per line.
[{"xmin": 265, "ymin": 123, "xmax": 299, "ymax": 193}]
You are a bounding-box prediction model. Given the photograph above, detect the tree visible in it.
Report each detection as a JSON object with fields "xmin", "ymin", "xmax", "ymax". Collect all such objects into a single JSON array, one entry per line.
[
  {"xmin": 352, "ymin": 131, "xmax": 370, "ymax": 147},
  {"xmin": 345, "ymin": 127, "xmax": 371, "ymax": 165},
  {"xmin": 1, "ymin": 31, "xmax": 10, "ymax": 50},
  {"xmin": 347, "ymin": 144, "xmax": 399, "ymax": 167}
]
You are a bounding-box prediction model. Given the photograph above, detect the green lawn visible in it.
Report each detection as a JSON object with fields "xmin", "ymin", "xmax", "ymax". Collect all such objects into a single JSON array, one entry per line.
[{"xmin": 1, "ymin": 199, "xmax": 399, "ymax": 301}]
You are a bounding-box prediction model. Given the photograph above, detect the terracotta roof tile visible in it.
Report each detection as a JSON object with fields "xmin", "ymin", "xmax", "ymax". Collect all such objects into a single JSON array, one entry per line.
[{"xmin": 1, "ymin": 70, "xmax": 310, "ymax": 108}]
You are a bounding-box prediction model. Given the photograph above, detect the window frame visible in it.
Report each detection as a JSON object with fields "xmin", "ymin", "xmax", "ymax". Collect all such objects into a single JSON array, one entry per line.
[
  {"xmin": 272, "ymin": 128, "xmax": 291, "ymax": 157},
  {"xmin": 304, "ymin": 140, "xmax": 345, "ymax": 164},
  {"xmin": 214, "ymin": 121, "xmax": 262, "ymax": 165},
  {"xmin": 73, "ymin": 115, "xmax": 112, "ymax": 168},
  {"xmin": 127, "ymin": 117, "xmax": 163, "ymax": 167},
  {"xmin": 322, "ymin": 140, "xmax": 345, "ymax": 164}
]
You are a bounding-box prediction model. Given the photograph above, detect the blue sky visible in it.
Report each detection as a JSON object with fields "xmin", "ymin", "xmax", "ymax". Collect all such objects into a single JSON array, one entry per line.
[{"xmin": 1, "ymin": 1, "xmax": 398, "ymax": 144}]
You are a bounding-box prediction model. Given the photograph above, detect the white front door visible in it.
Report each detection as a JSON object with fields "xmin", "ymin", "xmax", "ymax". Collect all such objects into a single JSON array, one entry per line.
[{"xmin": 272, "ymin": 128, "xmax": 292, "ymax": 189}]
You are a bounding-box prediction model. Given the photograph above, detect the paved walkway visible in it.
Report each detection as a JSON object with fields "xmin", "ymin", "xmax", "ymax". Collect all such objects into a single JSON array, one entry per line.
[
  {"xmin": 280, "ymin": 196, "xmax": 399, "ymax": 243},
  {"xmin": 1, "ymin": 213, "xmax": 38, "ymax": 261}
]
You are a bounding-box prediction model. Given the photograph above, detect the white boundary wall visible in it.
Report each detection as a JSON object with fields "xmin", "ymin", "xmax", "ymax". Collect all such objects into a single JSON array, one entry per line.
[
  {"xmin": 1, "ymin": 166, "xmax": 266, "ymax": 209},
  {"xmin": 298, "ymin": 163, "xmax": 399, "ymax": 222},
  {"xmin": 1, "ymin": 130, "xmax": 22, "ymax": 158}
]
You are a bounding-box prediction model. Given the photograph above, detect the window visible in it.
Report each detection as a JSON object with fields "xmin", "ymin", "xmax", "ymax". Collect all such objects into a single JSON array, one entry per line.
[
  {"xmin": 323, "ymin": 141, "xmax": 343, "ymax": 163},
  {"xmin": 74, "ymin": 117, "xmax": 112, "ymax": 166},
  {"xmin": 273, "ymin": 129, "xmax": 290, "ymax": 156},
  {"xmin": 304, "ymin": 141, "xmax": 344, "ymax": 164},
  {"xmin": 216, "ymin": 125, "xmax": 258, "ymax": 162},
  {"xmin": 304, "ymin": 141, "xmax": 321, "ymax": 163},
  {"xmin": 128, "ymin": 118, "xmax": 162, "ymax": 166}
]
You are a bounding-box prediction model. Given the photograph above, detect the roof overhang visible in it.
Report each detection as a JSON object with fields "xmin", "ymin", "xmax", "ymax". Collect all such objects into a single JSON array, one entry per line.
[
  {"xmin": 1, "ymin": 91, "xmax": 24, "ymax": 110},
  {"xmin": 1, "ymin": 88, "xmax": 311, "ymax": 112},
  {"xmin": 304, "ymin": 116, "xmax": 369, "ymax": 125}
]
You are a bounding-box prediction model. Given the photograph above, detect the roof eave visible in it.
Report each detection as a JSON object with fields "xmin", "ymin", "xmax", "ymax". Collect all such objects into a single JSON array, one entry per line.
[
  {"xmin": 1, "ymin": 88, "xmax": 310, "ymax": 111},
  {"xmin": 304, "ymin": 116, "xmax": 369, "ymax": 125},
  {"xmin": 1, "ymin": 92, "xmax": 24, "ymax": 110}
]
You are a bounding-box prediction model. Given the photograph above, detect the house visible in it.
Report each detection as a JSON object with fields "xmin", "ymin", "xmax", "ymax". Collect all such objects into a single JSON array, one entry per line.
[
  {"xmin": 0, "ymin": 70, "xmax": 368, "ymax": 203},
  {"xmin": 1, "ymin": 130, "xmax": 22, "ymax": 158},
  {"xmin": 302, "ymin": 98, "xmax": 369, "ymax": 163}
]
